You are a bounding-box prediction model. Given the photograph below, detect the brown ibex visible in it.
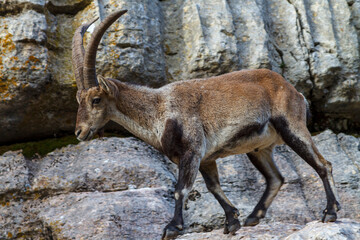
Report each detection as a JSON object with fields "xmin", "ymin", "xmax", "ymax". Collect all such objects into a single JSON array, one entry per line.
[{"xmin": 72, "ymin": 10, "xmax": 340, "ymax": 240}]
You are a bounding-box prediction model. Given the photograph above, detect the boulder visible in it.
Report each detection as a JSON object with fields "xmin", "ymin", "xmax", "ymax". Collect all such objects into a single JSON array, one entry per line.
[
  {"xmin": 30, "ymin": 137, "xmax": 175, "ymax": 195},
  {"xmin": 37, "ymin": 188, "xmax": 173, "ymax": 240},
  {"xmin": 0, "ymin": 151, "xmax": 30, "ymax": 195},
  {"xmin": 178, "ymin": 219, "xmax": 360, "ymax": 240},
  {"xmin": 285, "ymin": 218, "xmax": 360, "ymax": 240},
  {"xmin": 0, "ymin": 137, "xmax": 175, "ymax": 239}
]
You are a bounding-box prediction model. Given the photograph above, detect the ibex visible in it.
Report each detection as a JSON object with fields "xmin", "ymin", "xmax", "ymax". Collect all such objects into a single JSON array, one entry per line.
[{"xmin": 72, "ymin": 10, "xmax": 340, "ymax": 240}]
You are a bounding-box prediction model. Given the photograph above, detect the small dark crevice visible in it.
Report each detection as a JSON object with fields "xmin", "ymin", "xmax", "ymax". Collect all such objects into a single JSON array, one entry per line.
[
  {"xmin": 286, "ymin": 0, "xmax": 318, "ymax": 131},
  {"xmin": 16, "ymin": 38, "xmax": 47, "ymax": 46},
  {"xmin": 116, "ymin": 42, "xmax": 142, "ymax": 49},
  {"xmin": 44, "ymin": 224, "xmax": 55, "ymax": 240},
  {"xmin": 269, "ymin": 38, "xmax": 286, "ymax": 75},
  {"xmin": 347, "ymin": 0, "xmax": 355, "ymax": 7},
  {"xmin": 45, "ymin": 41, "xmax": 61, "ymax": 52},
  {"xmin": 225, "ymin": 0, "xmax": 243, "ymax": 69},
  {"xmin": 259, "ymin": 0, "xmax": 286, "ymax": 75},
  {"xmin": 110, "ymin": 214, "xmax": 122, "ymax": 229},
  {"xmin": 45, "ymin": 0, "xmax": 92, "ymax": 15}
]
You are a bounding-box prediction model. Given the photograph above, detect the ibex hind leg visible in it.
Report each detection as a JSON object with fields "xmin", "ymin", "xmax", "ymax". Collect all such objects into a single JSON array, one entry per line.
[
  {"xmin": 244, "ymin": 147, "xmax": 284, "ymax": 226},
  {"xmin": 199, "ymin": 161, "xmax": 241, "ymax": 235},
  {"xmin": 272, "ymin": 117, "xmax": 341, "ymax": 222}
]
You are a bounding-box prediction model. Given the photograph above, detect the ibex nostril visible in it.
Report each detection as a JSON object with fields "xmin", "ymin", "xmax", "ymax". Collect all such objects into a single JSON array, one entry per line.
[{"xmin": 75, "ymin": 129, "xmax": 82, "ymax": 137}]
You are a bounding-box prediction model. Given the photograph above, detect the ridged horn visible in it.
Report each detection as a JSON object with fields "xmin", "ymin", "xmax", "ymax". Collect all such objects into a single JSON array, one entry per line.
[
  {"xmin": 83, "ymin": 10, "xmax": 128, "ymax": 89},
  {"xmin": 72, "ymin": 18, "xmax": 99, "ymax": 90}
]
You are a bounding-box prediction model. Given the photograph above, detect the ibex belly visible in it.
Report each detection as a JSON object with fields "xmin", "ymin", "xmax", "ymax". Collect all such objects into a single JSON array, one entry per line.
[{"xmin": 204, "ymin": 122, "xmax": 283, "ymax": 161}]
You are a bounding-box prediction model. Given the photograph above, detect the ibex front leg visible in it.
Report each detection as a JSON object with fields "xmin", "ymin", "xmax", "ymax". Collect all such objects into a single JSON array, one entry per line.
[{"xmin": 162, "ymin": 150, "xmax": 202, "ymax": 240}]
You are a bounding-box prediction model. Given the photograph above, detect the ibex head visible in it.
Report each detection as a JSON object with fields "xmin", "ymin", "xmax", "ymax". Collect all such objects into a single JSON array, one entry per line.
[{"xmin": 72, "ymin": 10, "xmax": 127, "ymax": 141}]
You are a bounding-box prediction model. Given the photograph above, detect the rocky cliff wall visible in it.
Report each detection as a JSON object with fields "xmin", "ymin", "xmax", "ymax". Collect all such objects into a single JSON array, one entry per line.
[
  {"xmin": 0, "ymin": 130, "xmax": 359, "ymax": 239},
  {"xmin": 0, "ymin": 0, "xmax": 359, "ymax": 144}
]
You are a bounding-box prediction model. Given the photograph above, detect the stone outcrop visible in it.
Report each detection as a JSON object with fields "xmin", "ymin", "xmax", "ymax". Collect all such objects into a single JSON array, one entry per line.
[
  {"xmin": 0, "ymin": 130, "xmax": 359, "ymax": 239},
  {"xmin": 0, "ymin": 0, "xmax": 359, "ymax": 144},
  {"xmin": 178, "ymin": 219, "xmax": 360, "ymax": 240},
  {"xmin": 284, "ymin": 218, "xmax": 360, "ymax": 240}
]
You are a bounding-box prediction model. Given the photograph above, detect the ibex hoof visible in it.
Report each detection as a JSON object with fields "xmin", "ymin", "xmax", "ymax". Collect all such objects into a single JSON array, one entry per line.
[
  {"xmin": 244, "ymin": 217, "xmax": 260, "ymax": 227},
  {"xmin": 335, "ymin": 201, "xmax": 341, "ymax": 211},
  {"xmin": 223, "ymin": 219, "xmax": 241, "ymax": 235},
  {"xmin": 322, "ymin": 211, "xmax": 337, "ymax": 223},
  {"xmin": 161, "ymin": 223, "xmax": 183, "ymax": 240}
]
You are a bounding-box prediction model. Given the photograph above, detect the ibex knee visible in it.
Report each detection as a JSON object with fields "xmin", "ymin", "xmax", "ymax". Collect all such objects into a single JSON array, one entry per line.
[{"xmin": 269, "ymin": 176, "xmax": 284, "ymax": 191}]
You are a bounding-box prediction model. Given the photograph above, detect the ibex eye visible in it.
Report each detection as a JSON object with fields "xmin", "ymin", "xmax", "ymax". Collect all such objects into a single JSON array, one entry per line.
[{"xmin": 92, "ymin": 98, "xmax": 101, "ymax": 105}]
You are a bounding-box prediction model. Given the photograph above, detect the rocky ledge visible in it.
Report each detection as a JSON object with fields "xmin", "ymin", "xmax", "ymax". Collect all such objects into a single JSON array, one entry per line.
[{"xmin": 0, "ymin": 130, "xmax": 359, "ymax": 239}]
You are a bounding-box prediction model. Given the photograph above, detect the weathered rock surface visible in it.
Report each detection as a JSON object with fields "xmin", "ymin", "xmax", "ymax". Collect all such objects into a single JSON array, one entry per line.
[
  {"xmin": 30, "ymin": 137, "xmax": 175, "ymax": 195},
  {"xmin": 37, "ymin": 188, "xmax": 173, "ymax": 240},
  {"xmin": 178, "ymin": 222, "xmax": 303, "ymax": 240},
  {"xmin": 285, "ymin": 218, "xmax": 360, "ymax": 240},
  {"xmin": 0, "ymin": 0, "xmax": 359, "ymax": 144},
  {"xmin": 179, "ymin": 219, "xmax": 360, "ymax": 240},
  {"xmin": 0, "ymin": 151, "xmax": 30, "ymax": 195},
  {"xmin": 0, "ymin": 137, "xmax": 175, "ymax": 239},
  {"xmin": 0, "ymin": 130, "xmax": 359, "ymax": 239}
]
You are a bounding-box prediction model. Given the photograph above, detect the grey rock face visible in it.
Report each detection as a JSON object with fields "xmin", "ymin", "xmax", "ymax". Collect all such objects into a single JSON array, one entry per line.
[
  {"xmin": 0, "ymin": 131, "xmax": 359, "ymax": 239},
  {"xmin": 38, "ymin": 188, "xmax": 173, "ymax": 240},
  {"xmin": 0, "ymin": 0, "xmax": 359, "ymax": 144},
  {"xmin": 178, "ymin": 222, "xmax": 303, "ymax": 240},
  {"xmin": 31, "ymin": 137, "xmax": 175, "ymax": 194},
  {"xmin": 0, "ymin": 151, "xmax": 30, "ymax": 195},
  {"xmin": 0, "ymin": 137, "xmax": 175, "ymax": 239},
  {"xmin": 285, "ymin": 218, "xmax": 360, "ymax": 240},
  {"xmin": 178, "ymin": 219, "xmax": 360, "ymax": 240}
]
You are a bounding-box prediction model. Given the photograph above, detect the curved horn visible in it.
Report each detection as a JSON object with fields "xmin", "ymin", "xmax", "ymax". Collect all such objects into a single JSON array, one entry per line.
[
  {"xmin": 72, "ymin": 18, "xmax": 98, "ymax": 90},
  {"xmin": 83, "ymin": 10, "xmax": 128, "ymax": 89}
]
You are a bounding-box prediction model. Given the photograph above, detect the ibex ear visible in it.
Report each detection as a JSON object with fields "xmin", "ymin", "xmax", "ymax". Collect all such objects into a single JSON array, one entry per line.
[{"xmin": 98, "ymin": 75, "xmax": 117, "ymax": 96}]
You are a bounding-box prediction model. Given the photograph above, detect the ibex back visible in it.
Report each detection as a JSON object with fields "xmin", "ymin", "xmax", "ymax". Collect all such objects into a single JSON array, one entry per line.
[{"xmin": 72, "ymin": 10, "xmax": 341, "ymax": 240}]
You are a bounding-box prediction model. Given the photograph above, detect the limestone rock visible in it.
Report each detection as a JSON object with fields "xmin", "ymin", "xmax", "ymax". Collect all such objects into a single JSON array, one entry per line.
[
  {"xmin": 38, "ymin": 188, "xmax": 173, "ymax": 240},
  {"xmin": 178, "ymin": 222, "xmax": 303, "ymax": 240},
  {"xmin": 178, "ymin": 219, "xmax": 360, "ymax": 240},
  {"xmin": 0, "ymin": 151, "xmax": 30, "ymax": 195},
  {"xmin": 0, "ymin": 132, "xmax": 359, "ymax": 239},
  {"xmin": 0, "ymin": 0, "xmax": 359, "ymax": 144},
  {"xmin": 0, "ymin": 200, "xmax": 45, "ymax": 240},
  {"xmin": 285, "ymin": 218, "xmax": 360, "ymax": 240},
  {"xmin": 94, "ymin": 0, "xmax": 167, "ymax": 87},
  {"xmin": 46, "ymin": 0, "xmax": 91, "ymax": 15},
  {"xmin": 31, "ymin": 137, "xmax": 176, "ymax": 195},
  {"xmin": 0, "ymin": 137, "xmax": 175, "ymax": 239}
]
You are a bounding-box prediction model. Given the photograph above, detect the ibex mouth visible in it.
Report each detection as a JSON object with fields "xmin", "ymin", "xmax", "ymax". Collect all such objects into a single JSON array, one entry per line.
[{"xmin": 77, "ymin": 129, "xmax": 94, "ymax": 141}]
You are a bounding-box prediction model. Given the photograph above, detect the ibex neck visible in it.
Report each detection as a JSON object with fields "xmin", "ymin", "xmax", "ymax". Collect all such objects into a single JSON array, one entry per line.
[{"xmin": 109, "ymin": 80, "xmax": 162, "ymax": 148}]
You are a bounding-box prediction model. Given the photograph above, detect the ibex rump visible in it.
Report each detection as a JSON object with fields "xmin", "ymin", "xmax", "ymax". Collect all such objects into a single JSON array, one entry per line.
[{"xmin": 72, "ymin": 10, "xmax": 340, "ymax": 240}]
